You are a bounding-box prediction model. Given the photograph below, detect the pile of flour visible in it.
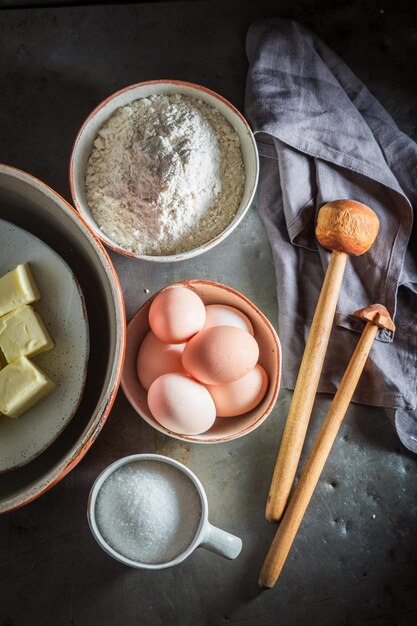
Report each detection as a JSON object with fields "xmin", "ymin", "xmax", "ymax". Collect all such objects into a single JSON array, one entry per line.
[{"xmin": 85, "ymin": 93, "xmax": 245, "ymax": 256}]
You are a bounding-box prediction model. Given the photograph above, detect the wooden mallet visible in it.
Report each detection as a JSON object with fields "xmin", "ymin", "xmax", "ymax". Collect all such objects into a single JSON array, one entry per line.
[
  {"xmin": 266, "ymin": 200, "xmax": 380, "ymax": 523},
  {"xmin": 259, "ymin": 304, "xmax": 395, "ymax": 588}
]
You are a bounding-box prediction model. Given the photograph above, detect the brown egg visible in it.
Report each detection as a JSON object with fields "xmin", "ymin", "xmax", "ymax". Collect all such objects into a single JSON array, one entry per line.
[
  {"xmin": 148, "ymin": 286, "xmax": 205, "ymax": 344},
  {"xmin": 147, "ymin": 373, "xmax": 216, "ymax": 435},
  {"xmin": 182, "ymin": 326, "xmax": 259, "ymax": 385},
  {"xmin": 206, "ymin": 365, "xmax": 268, "ymax": 417},
  {"xmin": 136, "ymin": 331, "xmax": 186, "ymax": 391}
]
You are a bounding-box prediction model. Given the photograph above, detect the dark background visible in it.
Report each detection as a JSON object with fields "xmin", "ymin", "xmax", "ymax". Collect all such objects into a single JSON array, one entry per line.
[{"xmin": 1, "ymin": 1, "xmax": 417, "ymax": 625}]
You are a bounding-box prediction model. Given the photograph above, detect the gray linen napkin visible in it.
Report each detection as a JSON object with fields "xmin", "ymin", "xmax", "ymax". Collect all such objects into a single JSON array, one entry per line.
[{"xmin": 245, "ymin": 19, "xmax": 417, "ymax": 452}]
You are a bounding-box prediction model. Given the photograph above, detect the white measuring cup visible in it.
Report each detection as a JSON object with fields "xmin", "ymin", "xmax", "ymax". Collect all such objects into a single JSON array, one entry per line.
[{"xmin": 87, "ymin": 453, "xmax": 242, "ymax": 569}]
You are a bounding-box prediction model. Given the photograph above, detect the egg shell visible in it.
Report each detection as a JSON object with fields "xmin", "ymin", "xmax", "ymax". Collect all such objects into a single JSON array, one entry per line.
[
  {"xmin": 203, "ymin": 304, "xmax": 254, "ymax": 335},
  {"xmin": 147, "ymin": 373, "xmax": 216, "ymax": 435},
  {"xmin": 182, "ymin": 325, "xmax": 259, "ymax": 385},
  {"xmin": 148, "ymin": 286, "xmax": 206, "ymax": 344},
  {"xmin": 136, "ymin": 331, "xmax": 186, "ymax": 391},
  {"xmin": 206, "ymin": 365, "xmax": 269, "ymax": 417}
]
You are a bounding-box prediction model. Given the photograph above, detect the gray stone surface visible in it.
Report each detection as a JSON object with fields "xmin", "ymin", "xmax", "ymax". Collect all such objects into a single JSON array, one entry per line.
[{"xmin": 0, "ymin": 1, "xmax": 417, "ymax": 625}]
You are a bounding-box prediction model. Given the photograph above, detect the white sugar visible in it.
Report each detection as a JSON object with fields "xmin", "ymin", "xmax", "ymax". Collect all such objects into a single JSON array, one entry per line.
[{"xmin": 95, "ymin": 460, "xmax": 202, "ymax": 564}]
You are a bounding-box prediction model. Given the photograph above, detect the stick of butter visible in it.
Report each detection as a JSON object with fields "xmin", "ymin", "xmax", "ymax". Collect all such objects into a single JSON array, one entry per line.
[
  {"xmin": 0, "ymin": 305, "xmax": 54, "ymax": 363},
  {"xmin": 0, "ymin": 356, "xmax": 55, "ymax": 418},
  {"xmin": 0, "ymin": 263, "xmax": 40, "ymax": 317}
]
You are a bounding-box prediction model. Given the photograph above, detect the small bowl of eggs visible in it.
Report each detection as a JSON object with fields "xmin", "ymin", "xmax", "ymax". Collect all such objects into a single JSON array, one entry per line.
[{"xmin": 121, "ymin": 280, "xmax": 281, "ymax": 443}]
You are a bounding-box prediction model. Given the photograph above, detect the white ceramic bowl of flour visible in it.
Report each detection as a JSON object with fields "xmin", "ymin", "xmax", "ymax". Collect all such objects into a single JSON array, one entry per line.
[
  {"xmin": 70, "ymin": 80, "xmax": 259, "ymax": 262},
  {"xmin": 87, "ymin": 454, "xmax": 242, "ymax": 569}
]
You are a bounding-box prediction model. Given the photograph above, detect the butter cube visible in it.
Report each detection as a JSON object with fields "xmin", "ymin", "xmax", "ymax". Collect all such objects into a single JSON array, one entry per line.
[
  {"xmin": 0, "ymin": 305, "xmax": 54, "ymax": 363},
  {"xmin": 0, "ymin": 263, "xmax": 40, "ymax": 317},
  {"xmin": 0, "ymin": 356, "xmax": 55, "ymax": 418}
]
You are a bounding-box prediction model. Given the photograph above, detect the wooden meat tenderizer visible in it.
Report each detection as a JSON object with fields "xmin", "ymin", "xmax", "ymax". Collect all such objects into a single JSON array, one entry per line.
[
  {"xmin": 259, "ymin": 304, "xmax": 395, "ymax": 588},
  {"xmin": 266, "ymin": 200, "xmax": 380, "ymax": 523}
]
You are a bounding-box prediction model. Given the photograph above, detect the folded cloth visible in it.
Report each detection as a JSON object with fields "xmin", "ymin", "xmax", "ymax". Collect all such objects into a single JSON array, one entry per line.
[{"xmin": 245, "ymin": 19, "xmax": 417, "ymax": 452}]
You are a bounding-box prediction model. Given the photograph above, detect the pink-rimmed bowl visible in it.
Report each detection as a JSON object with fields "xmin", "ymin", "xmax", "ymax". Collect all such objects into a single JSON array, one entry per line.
[
  {"xmin": 69, "ymin": 80, "xmax": 259, "ymax": 262},
  {"xmin": 121, "ymin": 280, "xmax": 281, "ymax": 444}
]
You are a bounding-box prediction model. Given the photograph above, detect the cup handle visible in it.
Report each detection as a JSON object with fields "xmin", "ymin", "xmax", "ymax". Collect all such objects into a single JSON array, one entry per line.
[{"xmin": 200, "ymin": 522, "xmax": 242, "ymax": 560}]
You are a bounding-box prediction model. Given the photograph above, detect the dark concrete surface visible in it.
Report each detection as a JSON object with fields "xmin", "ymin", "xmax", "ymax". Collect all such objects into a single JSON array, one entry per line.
[{"xmin": 1, "ymin": 1, "xmax": 417, "ymax": 625}]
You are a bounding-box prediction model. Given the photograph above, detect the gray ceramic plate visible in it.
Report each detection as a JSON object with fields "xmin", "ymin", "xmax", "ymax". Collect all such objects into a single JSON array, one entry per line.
[
  {"xmin": 0, "ymin": 219, "xmax": 90, "ymax": 472},
  {"xmin": 0, "ymin": 165, "xmax": 125, "ymax": 513}
]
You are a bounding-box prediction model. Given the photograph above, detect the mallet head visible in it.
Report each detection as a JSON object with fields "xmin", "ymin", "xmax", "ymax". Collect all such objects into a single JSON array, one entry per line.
[
  {"xmin": 353, "ymin": 303, "xmax": 395, "ymax": 331},
  {"xmin": 316, "ymin": 199, "xmax": 380, "ymax": 256}
]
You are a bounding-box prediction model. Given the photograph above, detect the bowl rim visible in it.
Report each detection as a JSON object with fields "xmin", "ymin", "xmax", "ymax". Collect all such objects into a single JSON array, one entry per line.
[
  {"xmin": 121, "ymin": 279, "xmax": 281, "ymax": 444},
  {"xmin": 0, "ymin": 163, "xmax": 126, "ymax": 514},
  {"xmin": 69, "ymin": 79, "xmax": 260, "ymax": 263}
]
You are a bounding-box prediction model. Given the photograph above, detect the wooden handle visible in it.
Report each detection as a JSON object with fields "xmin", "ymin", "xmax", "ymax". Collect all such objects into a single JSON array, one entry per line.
[
  {"xmin": 266, "ymin": 250, "xmax": 348, "ymax": 522},
  {"xmin": 259, "ymin": 321, "xmax": 378, "ymax": 588}
]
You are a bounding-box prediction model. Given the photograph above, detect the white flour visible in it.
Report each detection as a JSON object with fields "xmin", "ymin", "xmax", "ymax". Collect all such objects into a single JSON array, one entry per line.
[{"xmin": 85, "ymin": 93, "xmax": 245, "ymax": 256}]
